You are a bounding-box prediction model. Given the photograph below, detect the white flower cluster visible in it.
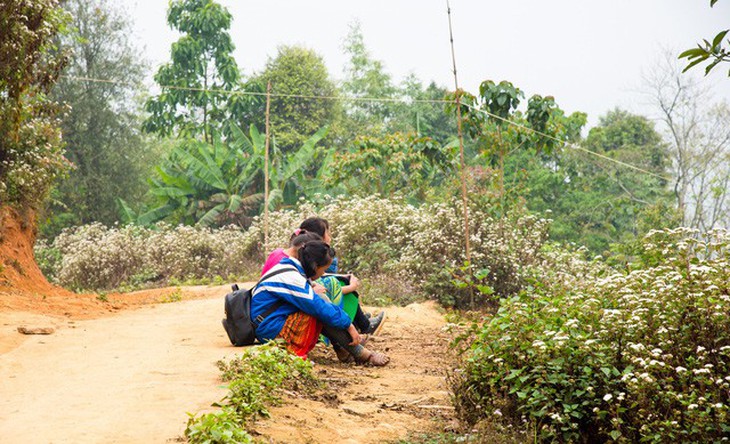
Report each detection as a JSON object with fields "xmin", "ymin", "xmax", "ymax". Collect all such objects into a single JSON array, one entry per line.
[
  {"xmin": 458, "ymin": 227, "xmax": 730, "ymax": 441},
  {"xmin": 37, "ymin": 222, "xmax": 259, "ymax": 290},
  {"xmin": 1, "ymin": 116, "xmax": 68, "ymax": 207}
]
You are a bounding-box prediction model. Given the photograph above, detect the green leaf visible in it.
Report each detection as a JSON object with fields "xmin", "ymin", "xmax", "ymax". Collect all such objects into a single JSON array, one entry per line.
[
  {"xmin": 712, "ymin": 30, "xmax": 729, "ymax": 49},
  {"xmin": 682, "ymin": 55, "xmax": 710, "ymax": 73},
  {"xmin": 609, "ymin": 430, "xmax": 621, "ymax": 440},
  {"xmin": 197, "ymin": 203, "xmax": 224, "ymax": 227},
  {"xmin": 705, "ymin": 58, "xmax": 723, "ymax": 75},
  {"xmin": 678, "ymin": 47, "xmax": 707, "ymax": 59}
]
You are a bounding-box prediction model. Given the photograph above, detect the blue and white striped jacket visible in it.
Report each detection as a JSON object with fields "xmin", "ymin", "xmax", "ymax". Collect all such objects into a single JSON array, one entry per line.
[{"xmin": 251, "ymin": 257, "xmax": 351, "ymax": 342}]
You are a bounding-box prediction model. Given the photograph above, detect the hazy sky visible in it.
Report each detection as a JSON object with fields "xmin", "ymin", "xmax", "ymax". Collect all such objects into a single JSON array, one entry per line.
[{"xmin": 119, "ymin": 0, "xmax": 730, "ymax": 128}]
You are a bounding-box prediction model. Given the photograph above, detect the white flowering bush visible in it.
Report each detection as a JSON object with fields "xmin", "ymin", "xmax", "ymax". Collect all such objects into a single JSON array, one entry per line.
[
  {"xmin": 1, "ymin": 0, "xmax": 70, "ymax": 209},
  {"xmin": 37, "ymin": 223, "xmax": 259, "ymax": 290},
  {"xmin": 37, "ymin": 196, "xmax": 561, "ymax": 304},
  {"xmin": 241, "ymin": 195, "xmax": 554, "ymax": 307},
  {"xmin": 453, "ymin": 227, "xmax": 730, "ymax": 442}
]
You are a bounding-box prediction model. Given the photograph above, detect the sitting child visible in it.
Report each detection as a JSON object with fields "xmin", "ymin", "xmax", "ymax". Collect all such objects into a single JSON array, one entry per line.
[
  {"xmin": 252, "ymin": 240, "xmax": 389, "ymax": 366},
  {"xmin": 297, "ymin": 217, "xmax": 386, "ymax": 336}
]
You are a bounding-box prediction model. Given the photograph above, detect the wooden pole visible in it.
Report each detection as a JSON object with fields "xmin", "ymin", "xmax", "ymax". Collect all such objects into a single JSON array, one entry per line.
[
  {"xmin": 446, "ymin": 0, "xmax": 472, "ymax": 288},
  {"xmin": 264, "ymin": 81, "xmax": 272, "ymax": 248}
]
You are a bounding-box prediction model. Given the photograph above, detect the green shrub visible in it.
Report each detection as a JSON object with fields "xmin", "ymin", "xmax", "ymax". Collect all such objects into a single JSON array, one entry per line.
[
  {"xmin": 453, "ymin": 228, "xmax": 730, "ymax": 442},
  {"xmin": 185, "ymin": 409, "xmax": 252, "ymax": 444},
  {"xmin": 245, "ymin": 195, "xmax": 555, "ymax": 308},
  {"xmin": 33, "ymin": 239, "xmax": 62, "ymax": 281},
  {"xmin": 185, "ymin": 342, "xmax": 318, "ymax": 443},
  {"xmin": 36, "ymin": 196, "xmax": 560, "ymax": 306}
]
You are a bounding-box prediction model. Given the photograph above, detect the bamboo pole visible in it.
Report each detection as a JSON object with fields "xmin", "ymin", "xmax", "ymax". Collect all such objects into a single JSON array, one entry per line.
[
  {"xmin": 264, "ymin": 81, "xmax": 272, "ymax": 248},
  {"xmin": 446, "ymin": 0, "xmax": 473, "ymax": 306}
]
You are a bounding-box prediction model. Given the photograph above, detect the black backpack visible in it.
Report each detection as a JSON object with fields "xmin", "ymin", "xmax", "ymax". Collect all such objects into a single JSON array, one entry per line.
[{"xmin": 221, "ymin": 267, "xmax": 296, "ymax": 346}]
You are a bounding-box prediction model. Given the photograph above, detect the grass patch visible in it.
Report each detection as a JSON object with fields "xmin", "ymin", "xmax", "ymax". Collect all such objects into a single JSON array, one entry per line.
[
  {"xmin": 159, "ymin": 288, "xmax": 182, "ymax": 303},
  {"xmin": 9, "ymin": 258, "xmax": 24, "ymax": 276},
  {"xmin": 185, "ymin": 341, "xmax": 320, "ymax": 443}
]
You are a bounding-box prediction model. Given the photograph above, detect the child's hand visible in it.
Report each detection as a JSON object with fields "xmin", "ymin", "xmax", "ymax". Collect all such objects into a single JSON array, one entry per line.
[
  {"xmin": 347, "ymin": 324, "xmax": 362, "ymax": 346},
  {"xmin": 349, "ymin": 275, "xmax": 360, "ymax": 290},
  {"xmin": 312, "ymin": 282, "xmax": 327, "ymax": 295}
]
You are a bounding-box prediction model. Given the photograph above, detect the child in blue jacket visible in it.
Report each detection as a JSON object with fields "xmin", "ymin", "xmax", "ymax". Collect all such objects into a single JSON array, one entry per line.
[{"xmin": 251, "ymin": 241, "xmax": 389, "ymax": 365}]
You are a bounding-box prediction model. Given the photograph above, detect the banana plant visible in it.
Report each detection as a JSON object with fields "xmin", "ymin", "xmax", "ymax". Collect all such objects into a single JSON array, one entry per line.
[
  {"xmin": 230, "ymin": 123, "xmax": 329, "ymax": 209},
  {"xmin": 140, "ymin": 129, "xmax": 263, "ymax": 228},
  {"xmin": 133, "ymin": 123, "xmax": 329, "ymax": 227}
]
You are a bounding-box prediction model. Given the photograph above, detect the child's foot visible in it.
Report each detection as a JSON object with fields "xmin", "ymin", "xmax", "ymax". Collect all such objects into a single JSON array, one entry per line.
[
  {"xmin": 365, "ymin": 311, "xmax": 387, "ymax": 336},
  {"xmin": 357, "ymin": 349, "xmax": 390, "ymax": 366}
]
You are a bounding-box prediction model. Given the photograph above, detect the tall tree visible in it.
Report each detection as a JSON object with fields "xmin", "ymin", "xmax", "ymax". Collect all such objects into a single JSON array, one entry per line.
[
  {"xmin": 0, "ymin": 0, "xmax": 69, "ymax": 209},
  {"xmin": 456, "ymin": 80, "xmax": 575, "ymax": 217},
  {"xmin": 143, "ymin": 0, "xmax": 241, "ymax": 143},
  {"xmin": 339, "ymin": 21, "xmax": 398, "ymax": 140},
  {"xmin": 516, "ymin": 109, "xmax": 675, "ymax": 253},
  {"xmin": 0, "ymin": 0, "xmax": 71, "ymax": 294},
  {"xmin": 646, "ymin": 53, "xmax": 730, "ymax": 230},
  {"xmin": 253, "ymin": 45, "xmax": 338, "ymax": 154},
  {"xmin": 390, "ymin": 75, "xmax": 457, "ymax": 145},
  {"xmin": 43, "ymin": 0, "xmax": 151, "ymax": 237}
]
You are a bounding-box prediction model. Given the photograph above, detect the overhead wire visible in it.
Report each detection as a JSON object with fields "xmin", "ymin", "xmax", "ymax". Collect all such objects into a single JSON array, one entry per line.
[
  {"xmin": 61, "ymin": 75, "xmax": 452, "ymax": 105},
  {"xmin": 462, "ymin": 104, "xmax": 673, "ymax": 182},
  {"xmin": 60, "ymin": 74, "xmax": 673, "ymax": 182}
]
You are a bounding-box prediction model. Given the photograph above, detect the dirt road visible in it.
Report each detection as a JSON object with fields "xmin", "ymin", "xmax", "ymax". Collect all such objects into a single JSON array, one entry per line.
[{"xmin": 0, "ymin": 287, "xmax": 452, "ymax": 443}]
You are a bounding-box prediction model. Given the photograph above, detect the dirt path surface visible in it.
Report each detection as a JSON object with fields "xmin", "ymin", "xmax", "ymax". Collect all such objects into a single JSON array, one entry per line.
[{"xmin": 0, "ymin": 286, "xmax": 452, "ymax": 443}]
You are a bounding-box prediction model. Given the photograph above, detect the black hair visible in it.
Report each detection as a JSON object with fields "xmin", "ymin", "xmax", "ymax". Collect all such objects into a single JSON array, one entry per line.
[
  {"xmin": 289, "ymin": 232, "xmax": 322, "ymax": 248},
  {"xmin": 299, "ymin": 217, "xmax": 329, "ymax": 238},
  {"xmin": 298, "ymin": 240, "xmax": 336, "ymax": 278}
]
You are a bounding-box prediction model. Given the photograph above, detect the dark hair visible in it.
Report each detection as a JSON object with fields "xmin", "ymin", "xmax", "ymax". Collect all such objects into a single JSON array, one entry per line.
[
  {"xmin": 298, "ymin": 240, "xmax": 336, "ymax": 278},
  {"xmin": 289, "ymin": 232, "xmax": 322, "ymax": 248},
  {"xmin": 299, "ymin": 217, "xmax": 329, "ymax": 238}
]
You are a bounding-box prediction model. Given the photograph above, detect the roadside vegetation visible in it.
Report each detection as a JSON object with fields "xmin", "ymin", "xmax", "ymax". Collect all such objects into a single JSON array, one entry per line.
[
  {"xmin": 3, "ymin": 0, "xmax": 730, "ymax": 441},
  {"xmin": 185, "ymin": 342, "xmax": 320, "ymax": 443}
]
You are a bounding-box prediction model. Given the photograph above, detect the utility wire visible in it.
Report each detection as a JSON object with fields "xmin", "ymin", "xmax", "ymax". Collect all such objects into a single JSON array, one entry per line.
[
  {"xmin": 60, "ymin": 74, "xmax": 673, "ymax": 182},
  {"xmin": 462, "ymin": 104, "xmax": 673, "ymax": 182},
  {"xmin": 60, "ymin": 75, "xmax": 451, "ymax": 105}
]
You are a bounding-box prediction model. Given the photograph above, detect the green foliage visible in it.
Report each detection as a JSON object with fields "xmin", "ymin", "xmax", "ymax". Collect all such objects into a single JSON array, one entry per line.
[
  {"xmin": 453, "ymin": 227, "xmax": 730, "ymax": 442},
  {"xmin": 451, "ymin": 80, "xmax": 582, "ymax": 220},
  {"xmin": 140, "ymin": 127, "xmax": 263, "ymax": 228},
  {"xmin": 185, "ymin": 342, "xmax": 318, "ymax": 443},
  {"xmin": 517, "ymin": 109, "xmax": 676, "ymax": 255},
  {"xmin": 388, "ymin": 77, "xmax": 458, "ymax": 146},
  {"xmin": 324, "ymin": 132, "xmax": 455, "ymax": 202},
  {"xmin": 338, "ymin": 21, "xmax": 398, "ymax": 140},
  {"xmin": 679, "ymin": 1, "xmax": 730, "ymax": 76},
  {"xmin": 185, "ymin": 409, "xmax": 252, "ymax": 444},
  {"xmin": 478, "ymin": 80, "xmax": 524, "ymax": 124},
  {"xmin": 137, "ymin": 122, "xmax": 328, "ymax": 227},
  {"xmin": 448, "ymin": 261, "xmax": 495, "ymax": 310},
  {"xmin": 143, "ymin": 0, "xmax": 241, "ymax": 142},
  {"xmin": 42, "ymin": 0, "xmax": 151, "ymax": 237},
  {"xmin": 0, "ymin": 0, "xmax": 70, "ymax": 209},
  {"xmin": 33, "ymin": 239, "xmax": 62, "ymax": 282},
  {"xmin": 254, "ymin": 45, "xmax": 337, "ymax": 154}
]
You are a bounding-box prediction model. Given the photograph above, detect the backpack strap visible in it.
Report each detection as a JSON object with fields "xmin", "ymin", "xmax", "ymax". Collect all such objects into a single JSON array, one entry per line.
[{"xmin": 252, "ymin": 266, "xmax": 298, "ymax": 327}]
